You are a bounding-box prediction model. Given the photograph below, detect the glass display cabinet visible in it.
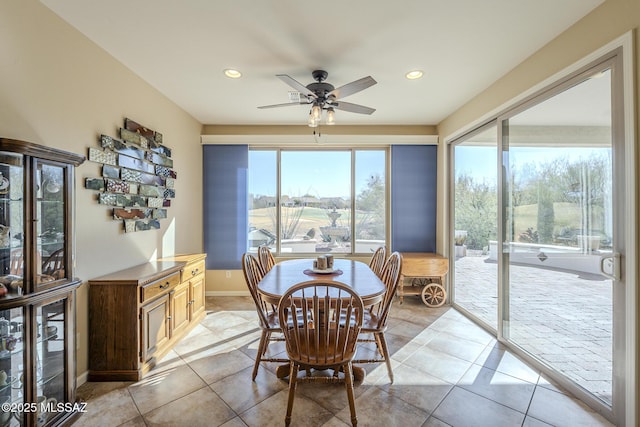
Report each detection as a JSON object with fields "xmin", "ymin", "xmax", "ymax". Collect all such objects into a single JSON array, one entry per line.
[{"xmin": 0, "ymin": 138, "xmax": 84, "ymax": 426}]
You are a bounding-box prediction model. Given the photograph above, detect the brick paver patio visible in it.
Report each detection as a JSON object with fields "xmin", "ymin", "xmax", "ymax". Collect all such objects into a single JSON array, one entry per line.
[{"xmin": 452, "ymin": 254, "xmax": 612, "ymax": 405}]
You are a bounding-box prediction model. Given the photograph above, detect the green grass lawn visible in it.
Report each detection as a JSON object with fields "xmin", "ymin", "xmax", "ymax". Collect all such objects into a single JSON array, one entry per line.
[
  {"xmin": 249, "ymin": 206, "xmax": 372, "ymax": 239},
  {"xmin": 514, "ymin": 202, "xmax": 605, "ymax": 240},
  {"xmin": 252, "ymin": 203, "xmax": 605, "ymax": 244}
]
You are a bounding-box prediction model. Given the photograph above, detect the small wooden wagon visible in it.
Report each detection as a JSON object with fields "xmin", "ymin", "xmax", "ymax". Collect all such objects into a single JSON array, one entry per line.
[{"xmin": 397, "ymin": 253, "xmax": 449, "ymax": 307}]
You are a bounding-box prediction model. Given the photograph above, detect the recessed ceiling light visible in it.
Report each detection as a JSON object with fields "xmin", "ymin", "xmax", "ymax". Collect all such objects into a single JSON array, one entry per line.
[
  {"xmin": 224, "ymin": 69, "xmax": 242, "ymax": 79},
  {"xmin": 405, "ymin": 70, "xmax": 424, "ymax": 80}
]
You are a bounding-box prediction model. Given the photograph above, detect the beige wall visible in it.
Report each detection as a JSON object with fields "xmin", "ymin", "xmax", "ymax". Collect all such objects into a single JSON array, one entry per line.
[
  {"xmin": 439, "ymin": 0, "xmax": 639, "ymax": 137},
  {"xmin": 436, "ymin": 0, "xmax": 639, "ymax": 418},
  {"xmin": 0, "ymin": 0, "xmax": 203, "ymax": 377}
]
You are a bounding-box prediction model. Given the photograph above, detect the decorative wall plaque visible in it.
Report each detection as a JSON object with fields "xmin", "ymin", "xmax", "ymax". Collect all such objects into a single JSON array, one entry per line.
[{"xmin": 85, "ymin": 118, "xmax": 175, "ymax": 232}]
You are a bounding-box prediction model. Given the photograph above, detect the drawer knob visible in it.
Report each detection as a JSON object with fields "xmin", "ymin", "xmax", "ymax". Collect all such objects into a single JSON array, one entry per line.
[
  {"xmin": 192, "ymin": 268, "xmax": 199, "ymax": 276},
  {"xmin": 160, "ymin": 282, "xmax": 170, "ymax": 290}
]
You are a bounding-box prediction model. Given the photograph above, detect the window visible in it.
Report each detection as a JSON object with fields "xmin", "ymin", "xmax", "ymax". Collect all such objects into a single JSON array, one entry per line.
[{"xmin": 248, "ymin": 149, "xmax": 386, "ymax": 255}]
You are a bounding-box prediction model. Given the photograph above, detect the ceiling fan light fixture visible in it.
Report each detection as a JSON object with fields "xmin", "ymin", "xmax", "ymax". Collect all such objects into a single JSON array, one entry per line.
[
  {"xmin": 311, "ymin": 104, "xmax": 322, "ymax": 120},
  {"xmin": 223, "ymin": 68, "xmax": 242, "ymax": 79},
  {"xmin": 325, "ymin": 107, "xmax": 336, "ymax": 125},
  {"xmin": 258, "ymin": 70, "xmax": 377, "ymax": 125},
  {"xmin": 308, "ymin": 113, "xmax": 318, "ymax": 128},
  {"xmin": 405, "ymin": 70, "xmax": 424, "ymax": 80}
]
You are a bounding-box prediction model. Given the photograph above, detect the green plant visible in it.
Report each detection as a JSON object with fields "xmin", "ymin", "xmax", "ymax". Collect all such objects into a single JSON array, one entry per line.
[
  {"xmin": 454, "ymin": 175, "xmax": 497, "ymax": 250},
  {"xmin": 454, "ymin": 234, "xmax": 467, "ymax": 246}
]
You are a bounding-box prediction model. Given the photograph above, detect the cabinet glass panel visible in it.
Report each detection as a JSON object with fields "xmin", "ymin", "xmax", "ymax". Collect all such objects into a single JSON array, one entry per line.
[
  {"xmin": 0, "ymin": 153, "xmax": 24, "ymax": 290},
  {"xmin": 37, "ymin": 299, "xmax": 65, "ymax": 422},
  {"xmin": 0, "ymin": 306, "xmax": 25, "ymax": 425},
  {"xmin": 36, "ymin": 164, "xmax": 65, "ymax": 285}
]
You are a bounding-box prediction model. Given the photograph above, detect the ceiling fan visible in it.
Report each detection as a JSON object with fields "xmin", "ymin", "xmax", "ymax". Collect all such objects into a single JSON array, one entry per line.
[{"xmin": 258, "ymin": 70, "xmax": 377, "ymax": 126}]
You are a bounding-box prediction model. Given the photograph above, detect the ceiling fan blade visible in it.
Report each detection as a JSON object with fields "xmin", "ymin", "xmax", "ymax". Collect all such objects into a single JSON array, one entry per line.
[
  {"xmin": 332, "ymin": 101, "xmax": 376, "ymax": 115},
  {"xmin": 276, "ymin": 74, "xmax": 317, "ymax": 98},
  {"xmin": 257, "ymin": 102, "xmax": 309, "ymax": 109},
  {"xmin": 327, "ymin": 76, "xmax": 376, "ymax": 99}
]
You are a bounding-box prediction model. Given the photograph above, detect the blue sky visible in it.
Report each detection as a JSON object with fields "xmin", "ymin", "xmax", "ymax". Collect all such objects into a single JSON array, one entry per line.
[
  {"xmin": 249, "ymin": 146, "xmax": 610, "ymax": 199},
  {"xmin": 248, "ymin": 150, "xmax": 385, "ymax": 198},
  {"xmin": 455, "ymin": 146, "xmax": 611, "ymax": 185}
]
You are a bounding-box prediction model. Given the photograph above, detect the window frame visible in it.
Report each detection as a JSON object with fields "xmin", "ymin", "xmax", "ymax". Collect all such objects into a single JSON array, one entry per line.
[{"xmin": 248, "ymin": 146, "xmax": 389, "ymax": 257}]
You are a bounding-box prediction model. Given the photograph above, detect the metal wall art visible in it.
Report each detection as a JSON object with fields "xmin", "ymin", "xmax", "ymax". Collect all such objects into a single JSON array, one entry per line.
[{"xmin": 85, "ymin": 118, "xmax": 176, "ymax": 232}]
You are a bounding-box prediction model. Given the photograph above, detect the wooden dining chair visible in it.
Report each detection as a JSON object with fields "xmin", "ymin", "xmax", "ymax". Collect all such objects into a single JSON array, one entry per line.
[
  {"xmin": 10, "ymin": 249, "xmax": 47, "ymax": 277},
  {"xmin": 354, "ymin": 251, "xmax": 402, "ymax": 382},
  {"xmin": 257, "ymin": 244, "xmax": 275, "ymax": 274},
  {"xmin": 242, "ymin": 253, "xmax": 287, "ymax": 380},
  {"xmin": 368, "ymin": 245, "xmax": 387, "ymax": 278},
  {"xmin": 42, "ymin": 248, "xmax": 65, "ymax": 279},
  {"xmin": 278, "ymin": 280, "xmax": 364, "ymax": 427}
]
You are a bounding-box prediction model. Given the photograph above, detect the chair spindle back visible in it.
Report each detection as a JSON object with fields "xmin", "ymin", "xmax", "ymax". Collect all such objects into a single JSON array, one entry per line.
[{"xmin": 368, "ymin": 246, "xmax": 387, "ymax": 278}]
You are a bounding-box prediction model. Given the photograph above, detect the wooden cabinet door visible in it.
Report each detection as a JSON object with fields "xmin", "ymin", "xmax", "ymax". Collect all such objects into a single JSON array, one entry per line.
[
  {"xmin": 171, "ymin": 283, "xmax": 190, "ymax": 338},
  {"xmin": 140, "ymin": 294, "xmax": 170, "ymax": 363},
  {"xmin": 190, "ymin": 274, "xmax": 205, "ymax": 320}
]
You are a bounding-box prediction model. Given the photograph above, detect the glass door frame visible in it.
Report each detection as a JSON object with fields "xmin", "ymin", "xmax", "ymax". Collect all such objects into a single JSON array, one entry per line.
[
  {"xmin": 447, "ymin": 33, "xmax": 635, "ymax": 426},
  {"xmin": 497, "ymin": 51, "xmax": 626, "ymax": 423},
  {"xmin": 449, "ymin": 120, "xmax": 499, "ymax": 334}
]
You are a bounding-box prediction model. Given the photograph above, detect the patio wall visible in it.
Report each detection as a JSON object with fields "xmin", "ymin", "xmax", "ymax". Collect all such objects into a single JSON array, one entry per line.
[{"xmin": 488, "ymin": 241, "xmax": 609, "ymax": 276}]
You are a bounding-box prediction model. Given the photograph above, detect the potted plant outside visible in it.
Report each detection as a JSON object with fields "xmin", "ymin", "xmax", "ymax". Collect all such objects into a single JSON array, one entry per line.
[{"xmin": 454, "ymin": 230, "xmax": 467, "ymax": 257}]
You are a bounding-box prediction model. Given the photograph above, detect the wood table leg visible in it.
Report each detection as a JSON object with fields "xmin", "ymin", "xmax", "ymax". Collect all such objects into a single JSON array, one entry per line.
[
  {"xmin": 276, "ymin": 363, "xmax": 290, "ymax": 379},
  {"xmin": 352, "ymin": 366, "xmax": 366, "ymax": 383}
]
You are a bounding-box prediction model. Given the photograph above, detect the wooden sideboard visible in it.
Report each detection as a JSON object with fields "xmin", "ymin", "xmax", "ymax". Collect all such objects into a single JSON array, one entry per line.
[{"xmin": 88, "ymin": 253, "xmax": 206, "ymax": 381}]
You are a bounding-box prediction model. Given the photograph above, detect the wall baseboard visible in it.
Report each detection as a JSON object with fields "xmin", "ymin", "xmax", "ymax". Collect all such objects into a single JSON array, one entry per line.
[
  {"xmin": 206, "ymin": 290, "xmax": 250, "ymax": 297},
  {"xmin": 77, "ymin": 370, "xmax": 88, "ymax": 387}
]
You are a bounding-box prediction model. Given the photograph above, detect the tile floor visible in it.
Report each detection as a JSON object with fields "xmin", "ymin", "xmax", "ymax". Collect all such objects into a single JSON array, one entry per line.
[{"xmin": 75, "ymin": 296, "xmax": 614, "ymax": 427}]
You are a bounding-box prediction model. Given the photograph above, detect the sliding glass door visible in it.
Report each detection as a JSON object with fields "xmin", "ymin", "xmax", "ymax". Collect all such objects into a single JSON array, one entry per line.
[
  {"xmin": 452, "ymin": 51, "xmax": 630, "ymax": 423},
  {"xmin": 500, "ymin": 63, "xmax": 619, "ymax": 408},
  {"xmin": 452, "ymin": 125, "xmax": 498, "ymax": 329}
]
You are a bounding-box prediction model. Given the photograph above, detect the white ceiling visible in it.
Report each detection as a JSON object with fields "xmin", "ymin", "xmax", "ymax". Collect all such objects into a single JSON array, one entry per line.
[{"xmin": 41, "ymin": 0, "xmax": 603, "ymax": 126}]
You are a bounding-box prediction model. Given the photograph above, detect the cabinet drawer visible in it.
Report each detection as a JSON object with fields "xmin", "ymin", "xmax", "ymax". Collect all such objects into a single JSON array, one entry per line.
[
  {"xmin": 184, "ymin": 260, "xmax": 206, "ymax": 281},
  {"xmin": 141, "ymin": 272, "xmax": 180, "ymax": 303}
]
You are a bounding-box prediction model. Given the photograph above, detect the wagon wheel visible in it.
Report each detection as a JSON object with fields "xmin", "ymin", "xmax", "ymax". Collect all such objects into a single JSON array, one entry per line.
[{"xmin": 421, "ymin": 283, "xmax": 446, "ymax": 307}]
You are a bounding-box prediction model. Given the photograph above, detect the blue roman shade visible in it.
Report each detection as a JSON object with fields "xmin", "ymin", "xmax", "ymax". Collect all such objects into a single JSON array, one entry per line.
[
  {"xmin": 391, "ymin": 145, "xmax": 437, "ymax": 252},
  {"xmin": 203, "ymin": 145, "xmax": 248, "ymax": 269}
]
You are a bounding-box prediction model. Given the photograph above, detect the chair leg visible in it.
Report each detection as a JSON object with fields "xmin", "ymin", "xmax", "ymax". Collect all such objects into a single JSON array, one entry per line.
[
  {"xmin": 376, "ymin": 331, "xmax": 394, "ymax": 383},
  {"xmin": 343, "ymin": 362, "xmax": 358, "ymax": 426},
  {"xmin": 262, "ymin": 330, "xmax": 272, "ymax": 356},
  {"xmin": 285, "ymin": 362, "xmax": 299, "ymax": 427},
  {"xmin": 252, "ymin": 329, "xmax": 268, "ymax": 381},
  {"xmin": 373, "ymin": 332, "xmax": 385, "ymax": 357}
]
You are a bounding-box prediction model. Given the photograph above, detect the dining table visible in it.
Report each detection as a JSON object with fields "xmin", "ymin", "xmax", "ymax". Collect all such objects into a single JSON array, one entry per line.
[
  {"xmin": 257, "ymin": 258, "xmax": 386, "ymax": 307},
  {"xmin": 257, "ymin": 258, "xmax": 386, "ymax": 380}
]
